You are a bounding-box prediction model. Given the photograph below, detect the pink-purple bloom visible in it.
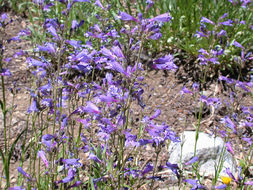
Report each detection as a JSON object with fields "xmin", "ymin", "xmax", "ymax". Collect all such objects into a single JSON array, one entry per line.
[{"xmin": 37, "ymin": 150, "xmax": 49, "ymax": 168}]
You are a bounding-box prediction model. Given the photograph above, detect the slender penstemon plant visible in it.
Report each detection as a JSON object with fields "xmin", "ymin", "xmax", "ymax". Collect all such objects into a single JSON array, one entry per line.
[{"xmin": 0, "ymin": 13, "xmax": 28, "ymax": 189}]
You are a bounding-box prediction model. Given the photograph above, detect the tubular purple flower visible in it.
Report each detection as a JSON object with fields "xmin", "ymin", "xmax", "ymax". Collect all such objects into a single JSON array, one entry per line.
[
  {"xmin": 47, "ymin": 25, "xmax": 58, "ymax": 38},
  {"xmin": 153, "ymin": 54, "xmax": 177, "ymax": 71},
  {"xmin": 220, "ymin": 13, "xmax": 228, "ymax": 20},
  {"xmin": 150, "ymin": 109, "xmax": 161, "ymax": 120},
  {"xmin": 201, "ymin": 17, "xmax": 215, "ymax": 25},
  {"xmin": 37, "ymin": 150, "xmax": 49, "ymax": 168},
  {"xmin": 0, "ymin": 68, "xmax": 12, "ymax": 76},
  {"xmin": 244, "ymin": 181, "xmax": 253, "ymax": 185},
  {"xmin": 9, "ymin": 186, "xmax": 26, "ymax": 190},
  {"xmin": 62, "ymin": 158, "xmax": 81, "ymax": 166},
  {"xmin": 217, "ymin": 30, "xmax": 227, "ymax": 37},
  {"xmin": 225, "ymin": 142, "xmax": 234, "ymax": 155},
  {"xmin": 42, "ymin": 134, "xmax": 55, "ymax": 148},
  {"xmin": 1, "ymin": 13, "xmax": 7, "ymax": 22},
  {"xmin": 141, "ymin": 163, "xmax": 153, "ymax": 176},
  {"xmin": 33, "ymin": 0, "xmax": 44, "ymax": 5},
  {"xmin": 84, "ymin": 101, "xmax": 101, "ymax": 114},
  {"xmin": 166, "ymin": 162, "xmax": 180, "ymax": 179},
  {"xmin": 225, "ymin": 168, "xmax": 236, "ymax": 181},
  {"xmin": 146, "ymin": 0, "xmax": 154, "ymax": 11},
  {"xmin": 215, "ymin": 184, "xmax": 227, "ymax": 189},
  {"xmin": 67, "ymin": 181, "xmax": 82, "ymax": 189},
  {"xmin": 111, "ymin": 46, "xmax": 124, "ymax": 59},
  {"xmin": 219, "ymin": 76, "xmax": 234, "ymax": 84},
  {"xmin": 17, "ymin": 167, "xmax": 32, "ymax": 181},
  {"xmin": 119, "ymin": 11, "xmax": 138, "ymax": 22},
  {"xmin": 221, "ymin": 116, "xmax": 237, "ymax": 134},
  {"xmin": 94, "ymin": 0, "xmax": 104, "ymax": 9},
  {"xmin": 180, "ymin": 87, "xmax": 193, "ymax": 95},
  {"xmin": 27, "ymin": 99, "xmax": 39, "ymax": 113},
  {"xmin": 57, "ymin": 168, "xmax": 76, "ymax": 184},
  {"xmin": 232, "ymin": 41, "xmax": 244, "ymax": 49},
  {"xmin": 88, "ymin": 153, "xmax": 102, "ymax": 163},
  {"xmin": 242, "ymin": 137, "xmax": 252, "ymax": 145},
  {"xmin": 185, "ymin": 156, "xmax": 198, "ymax": 165},
  {"xmin": 71, "ymin": 20, "xmax": 78, "ymax": 29},
  {"xmin": 184, "ymin": 179, "xmax": 205, "ymax": 190},
  {"xmin": 99, "ymin": 94, "xmax": 118, "ymax": 103},
  {"xmin": 219, "ymin": 20, "xmax": 233, "ymax": 26},
  {"xmin": 148, "ymin": 32, "xmax": 162, "ymax": 40},
  {"xmin": 27, "ymin": 57, "xmax": 46, "ymax": 67},
  {"xmin": 66, "ymin": 40, "xmax": 81, "ymax": 48},
  {"xmin": 101, "ymin": 47, "xmax": 115, "ymax": 60},
  {"xmin": 150, "ymin": 12, "xmax": 171, "ymax": 22},
  {"xmin": 106, "ymin": 61, "xmax": 128, "ymax": 76},
  {"xmin": 37, "ymin": 43, "xmax": 56, "ymax": 54}
]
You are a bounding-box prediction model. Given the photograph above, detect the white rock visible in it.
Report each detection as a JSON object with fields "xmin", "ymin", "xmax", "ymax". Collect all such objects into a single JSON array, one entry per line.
[{"xmin": 168, "ymin": 131, "xmax": 236, "ymax": 177}]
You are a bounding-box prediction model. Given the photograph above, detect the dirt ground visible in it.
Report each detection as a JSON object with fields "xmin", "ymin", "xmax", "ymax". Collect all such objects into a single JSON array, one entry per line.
[{"xmin": 0, "ymin": 12, "xmax": 252, "ymax": 189}]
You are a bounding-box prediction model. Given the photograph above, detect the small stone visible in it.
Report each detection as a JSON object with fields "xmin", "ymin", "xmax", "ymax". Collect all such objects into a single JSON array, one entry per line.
[{"xmin": 168, "ymin": 131, "xmax": 236, "ymax": 177}]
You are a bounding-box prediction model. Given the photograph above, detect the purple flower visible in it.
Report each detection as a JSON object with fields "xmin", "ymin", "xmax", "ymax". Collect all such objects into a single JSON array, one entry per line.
[
  {"xmin": 148, "ymin": 32, "xmax": 162, "ymax": 40},
  {"xmin": 73, "ymin": 101, "xmax": 100, "ymax": 115},
  {"xmin": 165, "ymin": 162, "xmax": 180, "ymax": 179},
  {"xmin": 153, "ymin": 54, "xmax": 177, "ymax": 71},
  {"xmin": 146, "ymin": 0, "xmax": 154, "ymax": 10},
  {"xmin": 225, "ymin": 168, "xmax": 236, "ymax": 181},
  {"xmin": 106, "ymin": 61, "xmax": 128, "ymax": 76},
  {"xmin": 99, "ymin": 94, "xmax": 118, "ymax": 103},
  {"xmin": 27, "ymin": 57, "xmax": 47, "ymax": 67},
  {"xmin": 62, "ymin": 158, "xmax": 82, "ymax": 167},
  {"xmin": 47, "ymin": 25, "xmax": 58, "ymax": 38},
  {"xmin": 71, "ymin": 20, "xmax": 78, "ymax": 29},
  {"xmin": 1, "ymin": 13, "xmax": 8, "ymax": 22},
  {"xmin": 57, "ymin": 168, "xmax": 76, "ymax": 184},
  {"xmin": 42, "ymin": 134, "xmax": 55, "ymax": 149},
  {"xmin": 232, "ymin": 40, "xmax": 244, "ymax": 49},
  {"xmin": 94, "ymin": 0, "xmax": 104, "ymax": 9},
  {"xmin": 217, "ymin": 30, "xmax": 227, "ymax": 37},
  {"xmin": 201, "ymin": 17, "xmax": 215, "ymax": 25},
  {"xmin": 214, "ymin": 184, "xmax": 227, "ymax": 189},
  {"xmin": 219, "ymin": 76, "xmax": 234, "ymax": 84},
  {"xmin": 180, "ymin": 87, "xmax": 193, "ymax": 95},
  {"xmin": 150, "ymin": 12, "xmax": 171, "ymax": 22},
  {"xmin": 141, "ymin": 163, "xmax": 153, "ymax": 176},
  {"xmin": 220, "ymin": 116, "xmax": 237, "ymax": 134},
  {"xmin": 37, "ymin": 150, "xmax": 49, "ymax": 168},
  {"xmin": 8, "ymin": 187, "xmax": 26, "ymax": 190},
  {"xmin": 17, "ymin": 167, "xmax": 32, "ymax": 181},
  {"xmin": 27, "ymin": 99, "xmax": 39, "ymax": 113},
  {"xmin": 225, "ymin": 142, "xmax": 234, "ymax": 155},
  {"xmin": 150, "ymin": 109, "xmax": 161, "ymax": 120},
  {"xmin": 184, "ymin": 179, "xmax": 205, "ymax": 190},
  {"xmin": 66, "ymin": 40, "xmax": 81, "ymax": 48},
  {"xmin": 118, "ymin": 12, "xmax": 138, "ymax": 22},
  {"xmin": 100, "ymin": 47, "xmax": 115, "ymax": 60},
  {"xmin": 219, "ymin": 20, "xmax": 233, "ymax": 26},
  {"xmin": 0, "ymin": 68, "xmax": 12, "ymax": 76},
  {"xmin": 185, "ymin": 156, "xmax": 198, "ymax": 165},
  {"xmin": 111, "ymin": 46, "xmax": 124, "ymax": 59},
  {"xmin": 244, "ymin": 181, "xmax": 253, "ymax": 185},
  {"xmin": 242, "ymin": 137, "xmax": 252, "ymax": 145},
  {"xmin": 67, "ymin": 181, "xmax": 82, "ymax": 189},
  {"xmin": 37, "ymin": 42, "xmax": 56, "ymax": 54},
  {"xmin": 88, "ymin": 153, "xmax": 102, "ymax": 163}
]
